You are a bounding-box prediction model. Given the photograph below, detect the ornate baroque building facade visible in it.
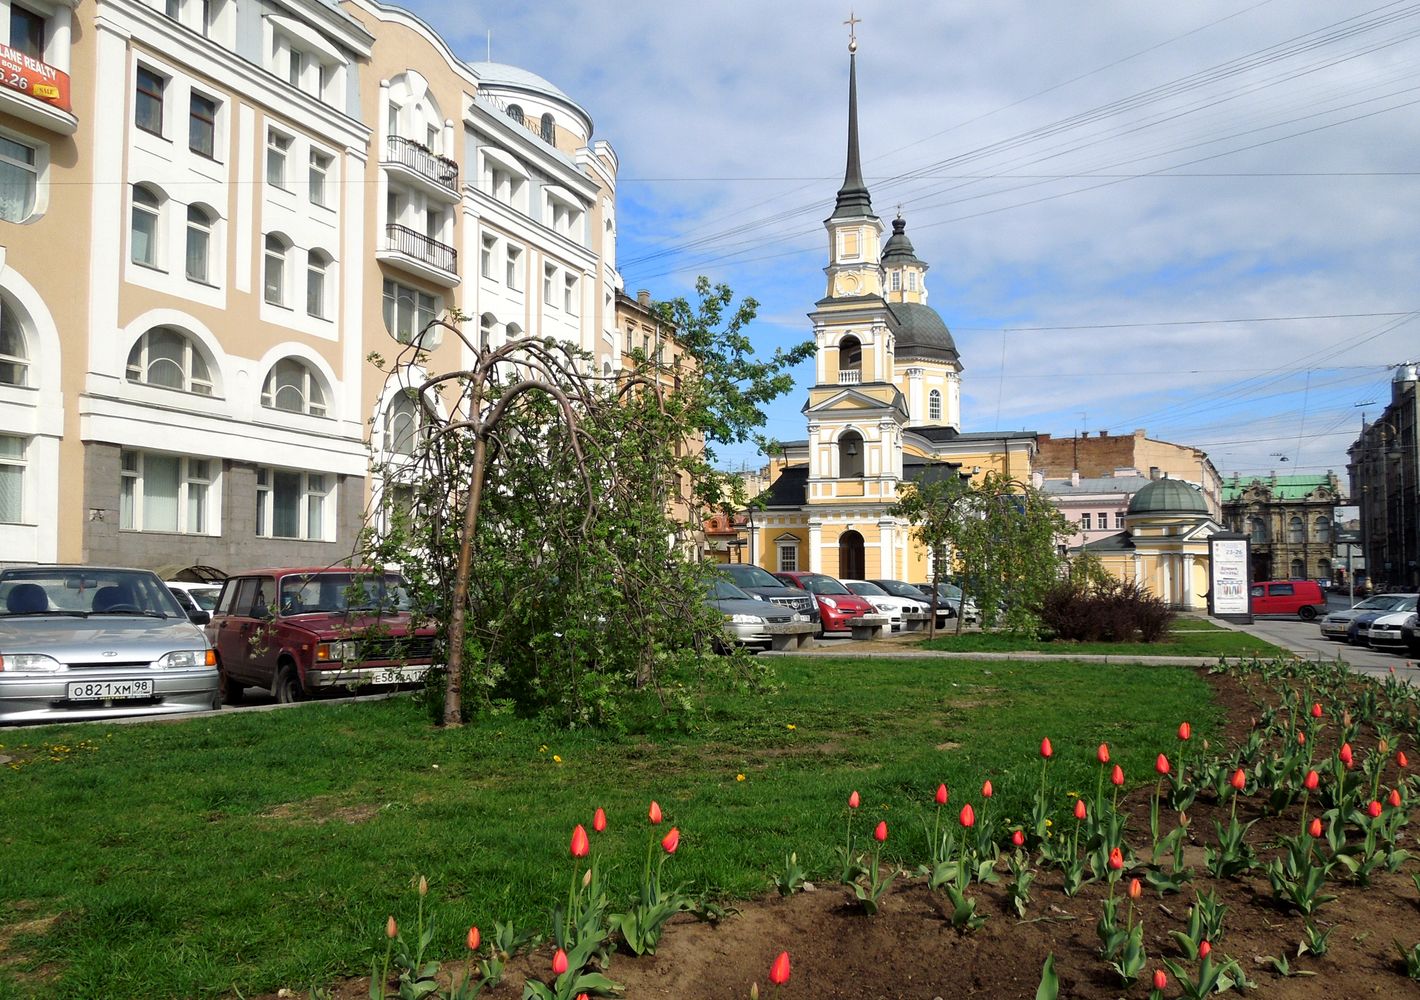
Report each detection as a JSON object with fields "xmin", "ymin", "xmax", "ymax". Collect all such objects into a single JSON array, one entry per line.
[{"xmin": 1221, "ymin": 472, "xmax": 1343, "ymax": 583}]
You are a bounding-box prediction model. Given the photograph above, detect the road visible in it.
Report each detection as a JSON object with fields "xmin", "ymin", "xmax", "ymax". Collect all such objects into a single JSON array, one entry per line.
[{"xmin": 1234, "ymin": 593, "xmax": 1418, "ymax": 684}]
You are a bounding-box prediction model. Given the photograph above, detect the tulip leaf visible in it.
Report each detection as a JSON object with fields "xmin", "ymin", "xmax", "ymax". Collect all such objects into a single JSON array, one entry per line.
[{"xmin": 1035, "ymin": 953, "xmax": 1059, "ymax": 1000}]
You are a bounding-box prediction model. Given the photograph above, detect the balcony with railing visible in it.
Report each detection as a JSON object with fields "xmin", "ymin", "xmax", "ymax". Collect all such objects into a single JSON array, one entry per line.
[
  {"xmin": 383, "ymin": 136, "xmax": 460, "ymax": 201},
  {"xmin": 378, "ymin": 224, "xmax": 459, "ymax": 288},
  {"xmin": 838, "ymin": 369, "xmax": 862, "ymax": 385}
]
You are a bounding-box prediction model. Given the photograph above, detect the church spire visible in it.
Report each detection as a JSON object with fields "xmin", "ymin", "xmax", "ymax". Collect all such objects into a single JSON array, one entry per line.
[{"xmin": 831, "ymin": 31, "xmax": 874, "ymax": 220}]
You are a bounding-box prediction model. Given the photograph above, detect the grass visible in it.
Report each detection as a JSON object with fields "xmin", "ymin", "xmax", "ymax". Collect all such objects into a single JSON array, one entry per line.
[
  {"xmin": 917, "ymin": 623, "xmax": 1281, "ymax": 657},
  {"xmin": 0, "ymin": 656, "xmax": 1223, "ymax": 999}
]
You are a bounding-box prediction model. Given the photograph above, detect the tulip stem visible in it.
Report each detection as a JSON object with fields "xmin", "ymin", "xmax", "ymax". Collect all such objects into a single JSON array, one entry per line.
[{"xmin": 565, "ymin": 860, "xmax": 577, "ymax": 947}]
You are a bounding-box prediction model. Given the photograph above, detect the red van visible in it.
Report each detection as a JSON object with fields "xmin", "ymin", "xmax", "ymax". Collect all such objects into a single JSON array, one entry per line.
[{"xmin": 1249, "ymin": 580, "xmax": 1327, "ymax": 621}]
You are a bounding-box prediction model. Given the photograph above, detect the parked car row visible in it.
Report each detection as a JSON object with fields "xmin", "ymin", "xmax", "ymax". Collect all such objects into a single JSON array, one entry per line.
[
  {"xmin": 1318, "ymin": 592, "xmax": 1419, "ymax": 654},
  {"xmin": 0, "ymin": 563, "xmax": 435, "ymax": 725}
]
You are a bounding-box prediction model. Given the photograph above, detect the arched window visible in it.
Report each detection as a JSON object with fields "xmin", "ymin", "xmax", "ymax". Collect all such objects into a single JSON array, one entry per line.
[
  {"xmin": 1318, "ymin": 558, "xmax": 1332, "ymax": 581},
  {"xmin": 306, "ymin": 250, "xmax": 331, "ymax": 319},
  {"xmin": 839, "ymin": 334, "xmax": 861, "ymax": 384},
  {"xmin": 131, "ymin": 185, "xmax": 162, "ymax": 267},
  {"xmin": 1313, "ymin": 515, "xmax": 1332, "ymax": 542},
  {"xmin": 126, "ymin": 327, "xmax": 213, "ymax": 395},
  {"xmin": 384, "ymin": 391, "xmax": 426, "ymax": 456},
  {"xmin": 185, "ymin": 205, "xmax": 214, "ymax": 283},
  {"xmin": 479, "ymin": 312, "xmax": 496, "ymax": 344},
  {"xmin": 506, "ymin": 322, "xmax": 523, "ymax": 339},
  {"xmin": 928, "ymin": 389, "xmax": 942, "ymax": 421},
  {"xmin": 839, "ymin": 430, "xmax": 864, "ymax": 478},
  {"xmin": 1287, "ymin": 516, "xmax": 1304, "ymax": 544},
  {"xmin": 1248, "ymin": 517, "xmax": 1268, "ymax": 543},
  {"xmin": 263, "ymin": 233, "xmax": 290, "ymax": 306},
  {"xmin": 839, "ymin": 529, "xmax": 865, "ymax": 579},
  {"xmin": 506, "ymin": 104, "xmax": 524, "ymax": 125},
  {"xmin": 262, "ymin": 358, "xmax": 326, "ymax": 417},
  {"xmin": 1290, "ymin": 558, "xmax": 1305, "ymax": 579},
  {"xmin": 0, "ymin": 295, "xmax": 28, "ymax": 387},
  {"xmin": 540, "ymin": 112, "xmax": 555, "ymax": 143}
]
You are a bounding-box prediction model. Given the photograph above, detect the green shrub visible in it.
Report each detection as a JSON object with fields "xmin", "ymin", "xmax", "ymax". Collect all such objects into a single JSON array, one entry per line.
[{"xmin": 1040, "ymin": 579, "xmax": 1174, "ymax": 643}]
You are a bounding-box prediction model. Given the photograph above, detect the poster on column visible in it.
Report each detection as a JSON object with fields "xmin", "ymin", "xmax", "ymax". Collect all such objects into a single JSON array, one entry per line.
[{"xmin": 1208, "ymin": 533, "xmax": 1251, "ymax": 622}]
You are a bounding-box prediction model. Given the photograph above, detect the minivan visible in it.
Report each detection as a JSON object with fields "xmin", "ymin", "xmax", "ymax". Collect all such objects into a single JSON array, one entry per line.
[{"xmin": 1249, "ymin": 579, "xmax": 1326, "ymax": 620}]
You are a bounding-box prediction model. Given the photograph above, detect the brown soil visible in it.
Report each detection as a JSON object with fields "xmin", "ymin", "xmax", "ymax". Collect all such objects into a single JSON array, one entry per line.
[{"xmin": 250, "ymin": 668, "xmax": 1420, "ymax": 1000}]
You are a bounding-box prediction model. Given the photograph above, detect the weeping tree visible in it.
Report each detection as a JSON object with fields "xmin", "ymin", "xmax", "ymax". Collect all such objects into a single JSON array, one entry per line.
[{"xmin": 365, "ymin": 279, "xmax": 811, "ymax": 727}]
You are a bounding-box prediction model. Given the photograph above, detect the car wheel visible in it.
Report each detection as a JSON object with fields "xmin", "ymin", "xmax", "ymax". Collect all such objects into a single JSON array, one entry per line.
[
  {"xmin": 275, "ymin": 665, "xmax": 305, "ymax": 704},
  {"xmin": 218, "ymin": 664, "xmax": 244, "ymax": 705},
  {"xmin": 1299, "ymin": 606, "xmax": 1317, "ymax": 622}
]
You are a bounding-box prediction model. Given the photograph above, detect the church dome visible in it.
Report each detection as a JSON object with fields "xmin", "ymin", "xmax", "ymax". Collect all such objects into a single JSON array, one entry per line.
[
  {"xmin": 882, "ymin": 216, "xmax": 924, "ymax": 266},
  {"xmin": 891, "ymin": 302, "xmax": 958, "ymax": 362},
  {"xmin": 1128, "ymin": 478, "xmax": 1208, "ymax": 516}
]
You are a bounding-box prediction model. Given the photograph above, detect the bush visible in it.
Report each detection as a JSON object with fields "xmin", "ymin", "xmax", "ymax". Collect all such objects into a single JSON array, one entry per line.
[{"xmin": 1040, "ymin": 579, "xmax": 1175, "ymax": 643}]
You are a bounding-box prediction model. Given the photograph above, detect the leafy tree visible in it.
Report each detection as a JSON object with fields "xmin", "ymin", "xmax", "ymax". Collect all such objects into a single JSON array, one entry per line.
[
  {"xmin": 363, "ymin": 279, "xmax": 811, "ymax": 728},
  {"xmin": 892, "ymin": 471, "xmax": 1072, "ymax": 636}
]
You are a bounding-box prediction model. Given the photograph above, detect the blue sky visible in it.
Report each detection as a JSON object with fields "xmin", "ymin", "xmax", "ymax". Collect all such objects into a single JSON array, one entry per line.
[{"xmin": 402, "ymin": 0, "xmax": 1420, "ymax": 485}]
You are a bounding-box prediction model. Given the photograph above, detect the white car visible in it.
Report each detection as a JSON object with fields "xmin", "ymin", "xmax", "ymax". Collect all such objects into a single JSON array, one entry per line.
[
  {"xmin": 166, "ymin": 581, "xmax": 222, "ymax": 624},
  {"xmin": 1366, "ymin": 609, "xmax": 1414, "ymax": 653},
  {"xmin": 842, "ymin": 580, "xmax": 927, "ymax": 632},
  {"xmin": 1319, "ymin": 593, "xmax": 1418, "ymax": 640}
]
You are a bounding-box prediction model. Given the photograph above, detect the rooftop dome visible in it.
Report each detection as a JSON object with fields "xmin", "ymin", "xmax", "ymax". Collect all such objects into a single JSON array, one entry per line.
[
  {"xmin": 468, "ymin": 61, "xmax": 573, "ymax": 102},
  {"xmin": 1127, "ymin": 477, "xmax": 1208, "ymax": 516},
  {"xmin": 881, "ymin": 215, "xmax": 925, "ymax": 266},
  {"xmin": 891, "ymin": 301, "xmax": 958, "ymax": 363}
]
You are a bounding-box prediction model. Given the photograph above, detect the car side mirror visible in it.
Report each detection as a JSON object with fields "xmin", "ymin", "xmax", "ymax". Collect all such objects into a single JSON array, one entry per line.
[{"xmin": 188, "ymin": 609, "xmax": 212, "ymax": 626}]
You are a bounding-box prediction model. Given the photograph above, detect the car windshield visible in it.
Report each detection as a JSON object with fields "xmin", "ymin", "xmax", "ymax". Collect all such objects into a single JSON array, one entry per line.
[
  {"xmin": 708, "ymin": 579, "xmax": 754, "ymax": 601},
  {"xmin": 1356, "ymin": 596, "xmax": 1407, "ymax": 611},
  {"xmin": 0, "ymin": 568, "xmax": 182, "ymax": 618},
  {"xmin": 187, "ymin": 587, "xmax": 221, "ymax": 611},
  {"xmin": 874, "ymin": 580, "xmax": 926, "ymax": 599},
  {"xmin": 722, "ymin": 564, "xmax": 783, "ymax": 589},
  {"xmin": 798, "ymin": 574, "xmax": 850, "ymax": 596},
  {"xmin": 277, "ymin": 573, "xmax": 414, "ymax": 615},
  {"xmin": 846, "ymin": 581, "xmax": 887, "ymax": 597}
]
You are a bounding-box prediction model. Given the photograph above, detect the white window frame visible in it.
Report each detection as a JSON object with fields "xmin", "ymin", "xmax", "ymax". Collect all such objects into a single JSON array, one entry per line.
[
  {"xmin": 130, "ymin": 184, "xmax": 162, "ymax": 269},
  {"xmin": 0, "ymin": 295, "xmax": 29, "ymax": 387},
  {"xmin": 125, "ymin": 327, "xmax": 214, "ymax": 396},
  {"xmin": 0, "ymin": 434, "xmax": 25, "ymax": 524},
  {"xmin": 543, "ymin": 263, "xmax": 557, "ymax": 307},
  {"xmin": 265, "ymin": 127, "xmax": 292, "ymax": 190},
  {"xmin": 479, "ymin": 234, "xmax": 497, "ymax": 280},
  {"xmin": 135, "ymin": 64, "xmax": 167, "ymax": 137},
  {"xmin": 261, "ymin": 357, "xmax": 327, "ymax": 417},
  {"xmin": 563, "ymin": 273, "xmax": 578, "ymax": 314},
  {"xmin": 0, "ymin": 132, "xmax": 39, "ymax": 224},
  {"xmin": 777, "ymin": 543, "xmax": 798, "ymax": 573},
  {"xmin": 1080, "ymin": 513, "xmax": 1092, "ymax": 531},
  {"xmin": 119, "ymin": 449, "xmax": 215, "ymax": 535},
  {"xmin": 505, "ymin": 244, "xmax": 522, "ymax": 290},
  {"xmin": 255, "ymin": 466, "xmax": 332, "ymax": 540},
  {"xmin": 263, "ymin": 233, "xmax": 289, "ymax": 306},
  {"xmin": 308, "ymin": 149, "xmax": 332, "ymax": 207},
  {"xmin": 381, "ymin": 278, "xmax": 439, "ymax": 345},
  {"xmin": 188, "ymin": 90, "xmax": 219, "ymax": 160},
  {"xmin": 185, "ymin": 204, "xmax": 214, "ymax": 284},
  {"xmin": 306, "ymin": 250, "xmax": 330, "ymax": 319},
  {"xmin": 928, "ymin": 389, "xmax": 941, "ymax": 421}
]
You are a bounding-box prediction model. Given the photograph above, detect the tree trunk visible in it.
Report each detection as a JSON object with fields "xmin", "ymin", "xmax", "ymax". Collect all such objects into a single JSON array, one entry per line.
[{"xmin": 442, "ymin": 430, "xmax": 488, "ymax": 727}]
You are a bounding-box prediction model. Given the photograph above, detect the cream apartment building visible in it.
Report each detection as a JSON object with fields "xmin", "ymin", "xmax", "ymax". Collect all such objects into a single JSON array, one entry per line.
[{"xmin": 0, "ymin": 0, "xmax": 624, "ymax": 574}]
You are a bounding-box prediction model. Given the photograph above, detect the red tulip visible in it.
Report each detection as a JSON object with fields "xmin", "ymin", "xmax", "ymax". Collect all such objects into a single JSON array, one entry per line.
[
  {"xmin": 1097, "ymin": 743, "xmax": 1110, "ymax": 764},
  {"xmin": 1308, "ymin": 816, "xmax": 1323, "ymax": 838},
  {"xmin": 1178, "ymin": 721, "xmax": 1192, "ymax": 741},
  {"xmin": 1198, "ymin": 940, "xmax": 1211, "ymax": 959},
  {"xmin": 1339, "ymin": 743, "xmax": 1353, "ymax": 768},
  {"xmin": 1040, "ymin": 737, "xmax": 1054, "ymax": 759},
  {"xmin": 1310, "ymin": 702, "xmax": 1322, "ymax": 719},
  {"xmin": 661, "ymin": 826, "xmax": 680, "ymax": 853},
  {"xmin": 981, "ymin": 779, "xmax": 994, "ymax": 799},
  {"xmin": 1108, "ymin": 846, "xmax": 1123, "ymax": 870},
  {"xmin": 386, "ymin": 915, "xmax": 398, "ymax": 939},
  {"xmin": 935, "ymin": 783, "xmax": 948, "ymax": 806},
  {"xmin": 1297, "ymin": 731, "xmax": 1306, "ymax": 746},
  {"xmin": 769, "ymin": 951, "xmax": 791, "ymax": 985},
  {"xmin": 1074, "ymin": 798, "xmax": 1087, "ymax": 821},
  {"xmin": 1389, "ymin": 788, "xmax": 1403, "ymax": 808},
  {"xmin": 570, "ymin": 824, "xmax": 590, "ymax": 858},
  {"xmin": 848, "ymin": 790, "xmax": 861, "ymax": 809},
  {"xmin": 1155, "ymin": 754, "xmax": 1171, "ymax": 776},
  {"xmin": 467, "ymin": 926, "xmax": 480, "ymax": 951},
  {"xmin": 1111, "ymin": 764, "xmax": 1125, "ymax": 786},
  {"xmin": 1303, "ymin": 769, "xmax": 1319, "ymax": 791},
  {"xmin": 1399, "ymin": 751, "xmax": 1410, "ymax": 768},
  {"xmin": 959, "ymin": 804, "xmax": 975, "ymax": 829},
  {"xmin": 1229, "ymin": 769, "xmax": 1246, "ymax": 791},
  {"xmin": 1367, "ymin": 800, "xmax": 1382, "ymax": 819},
  {"xmin": 648, "ymin": 800, "xmax": 663, "ymax": 824},
  {"xmin": 552, "ymin": 948, "xmax": 569, "ymax": 975},
  {"xmin": 1128, "ymin": 877, "xmax": 1141, "ymax": 899},
  {"xmin": 1153, "ymin": 968, "xmax": 1168, "ymax": 990},
  {"xmin": 593, "ymin": 807, "xmax": 607, "ymax": 833},
  {"xmin": 874, "ymin": 820, "xmax": 888, "ymax": 842},
  {"xmin": 1011, "ymin": 829, "xmax": 1025, "ymax": 847}
]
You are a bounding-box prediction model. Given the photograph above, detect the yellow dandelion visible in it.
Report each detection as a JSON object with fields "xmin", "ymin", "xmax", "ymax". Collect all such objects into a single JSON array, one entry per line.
[
  {"xmin": 1045, "ymin": 819, "xmax": 1053, "ymax": 827},
  {"xmin": 538, "ymin": 744, "xmax": 548, "ymax": 753},
  {"xmin": 552, "ymin": 755, "xmax": 562, "ymax": 763},
  {"xmin": 786, "ymin": 724, "xmax": 796, "ymax": 731},
  {"xmin": 736, "ymin": 773, "xmax": 746, "ymax": 782}
]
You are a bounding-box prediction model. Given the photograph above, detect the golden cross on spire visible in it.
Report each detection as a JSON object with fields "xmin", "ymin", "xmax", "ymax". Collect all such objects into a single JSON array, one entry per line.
[{"xmin": 844, "ymin": 9, "xmax": 861, "ymax": 52}]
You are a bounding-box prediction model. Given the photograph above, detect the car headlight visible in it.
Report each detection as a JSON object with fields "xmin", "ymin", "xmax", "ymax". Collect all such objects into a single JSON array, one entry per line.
[
  {"xmin": 726, "ymin": 614, "xmax": 765, "ymax": 625},
  {"xmin": 156, "ymin": 649, "xmax": 217, "ymax": 669},
  {"xmin": 0, "ymin": 652, "xmax": 63, "ymax": 672},
  {"xmin": 820, "ymin": 597, "xmax": 838, "ymax": 609},
  {"xmin": 315, "ymin": 640, "xmax": 357, "ymax": 662}
]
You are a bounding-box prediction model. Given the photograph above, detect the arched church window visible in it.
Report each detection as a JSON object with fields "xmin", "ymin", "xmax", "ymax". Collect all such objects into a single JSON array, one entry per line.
[
  {"xmin": 540, "ymin": 113, "xmax": 555, "ymax": 143},
  {"xmin": 839, "ymin": 335, "xmax": 861, "ymax": 377},
  {"xmin": 839, "ymin": 430, "xmax": 864, "ymax": 479},
  {"xmin": 506, "ymin": 104, "xmax": 524, "ymax": 125},
  {"xmin": 1287, "ymin": 516, "xmax": 1304, "ymax": 544},
  {"xmin": 928, "ymin": 389, "xmax": 942, "ymax": 422},
  {"xmin": 1313, "ymin": 516, "xmax": 1331, "ymax": 542}
]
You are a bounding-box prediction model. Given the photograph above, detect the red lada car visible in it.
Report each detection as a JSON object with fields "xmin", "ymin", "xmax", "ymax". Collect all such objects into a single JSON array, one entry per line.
[
  {"xmin": 207, "ymin": 568, "xmax": 436, "ymax": 703},
  {"xmin": 772, "ymin": 571, "xmax": 876, "ymax": 636}
]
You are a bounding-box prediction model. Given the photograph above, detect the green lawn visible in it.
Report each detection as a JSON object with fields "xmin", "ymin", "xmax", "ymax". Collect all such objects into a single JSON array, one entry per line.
[
  {"xmin": 917, "ymin": 626, "xmax": 1281, "ymax": 657},
  {"xmin": 0, "ymin": 657, "xmax": 1221, "ymax": 999}
]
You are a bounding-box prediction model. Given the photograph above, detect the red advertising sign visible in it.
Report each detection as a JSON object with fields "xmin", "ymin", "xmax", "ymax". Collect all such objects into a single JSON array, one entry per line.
[{"xmin": 0, "ymin": 42, "xmax": 71, "ymax": 114}]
